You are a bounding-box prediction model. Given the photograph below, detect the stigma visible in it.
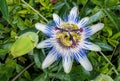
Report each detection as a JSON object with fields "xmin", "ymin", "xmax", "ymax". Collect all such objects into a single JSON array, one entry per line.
[{"xmin": 55, "ymin": 23, "xmax": 83, "ymax": 47}]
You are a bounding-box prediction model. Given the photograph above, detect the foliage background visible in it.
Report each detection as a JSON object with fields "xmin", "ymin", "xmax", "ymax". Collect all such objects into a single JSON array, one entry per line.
[{"xmin": 0, "ymin": 0, "xmax": 120, "ymax": 81}]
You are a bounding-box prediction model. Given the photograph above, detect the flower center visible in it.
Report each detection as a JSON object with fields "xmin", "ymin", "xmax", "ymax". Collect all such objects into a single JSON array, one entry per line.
[{"xmin": 55, "ymin": 23, "xmax": 83, "ymax": 47}]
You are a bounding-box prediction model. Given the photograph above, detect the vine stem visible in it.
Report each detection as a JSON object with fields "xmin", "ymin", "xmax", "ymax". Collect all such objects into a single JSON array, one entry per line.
[
  {"xmin": 99, "ymin": 51, "xmax": 119, "ymax": 75},
  {"xmin": 21, "ymin": 0, "xmax": 49, "ymax": 23},
  {"xmin": 11, "ymin": 62, "xmax": 35, "ymax": 81}
]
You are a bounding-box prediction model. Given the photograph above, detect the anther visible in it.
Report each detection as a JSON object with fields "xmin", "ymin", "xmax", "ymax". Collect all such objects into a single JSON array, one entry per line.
[{"xmin": 68, "ymin": 32, "xmax": 76, "ymax": 47}]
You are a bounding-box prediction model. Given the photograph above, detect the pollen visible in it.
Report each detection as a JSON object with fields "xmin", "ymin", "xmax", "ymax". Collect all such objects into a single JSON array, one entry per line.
[{"xmin": 61, "ymin": 23, "xmax": 78, "ymax": 30}]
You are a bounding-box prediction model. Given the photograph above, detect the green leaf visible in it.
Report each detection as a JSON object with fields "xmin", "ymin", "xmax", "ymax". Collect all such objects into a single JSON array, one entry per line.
[
  {"xmin": 49, "ymin": 65, "xmax": 93, "ymax": 81},
  {"xmin": 81, "ymin": 0, "xmax": 88, "ymax": 5},
  {"xmin": 0, "ymin": 0, "xmax": 9, "ymax": 20},
  {"xmin": 49, "ymin": 73, "xmax": 71, "ymax": 81},
  {"xmin": 33, "ymin": 49, "xmax": 42, "ymax": 68},
  {"xmin": 55, "ymin": 3, "xmax": 65, "ymax": 10},
  {"xmin": 105, "ymin": 26, "xmax": 112, "ymax": 37},
  {"xmin": 91, "ymin": 74, "xmax": 114, "ymax": 81},
  {"xmin": 114, "ymin": 74, "xmax": 120, "ymax": 81},
  {"xmin": 79, "ymin": 1, "xmax": 93, "ymax": 17},
  {"xmin": 0, "ymin": 49, "xmax": 9, "ymax": 55},
  {"xmin": 108, "ymin": 38, "xmax": 118, "ymax": 47},
  {"xmin": 105, "ymin": 0, "xmax": 119, "ymax": 7},
  {"xmin": 111, "ymin": 32, "xmax": 120, "ymax": 40},
  {"xmin": 17, "ymin": 10, "xmax": 28, "ymax": 14},
  {"xmin": 17, "ymin": 17, "xmax": 26, "ymax": 30},
  {"xmin": 0, "ymin": 59, "xmax": 16, "ymax": 81},
  {"xmin": 70, "ymin": 65, "xmax": 93, "ymax": 81},
  {"xmin": 91, "ymin": 0, "xmax": 104, "ymax": 6},
  {"xmin": 103, "ymin": 9, "xmax": 120, "ymax": 31},
  {"xmin": 99, "ymin": 63, "xmax": 109, "ymax": 73},
  {"xmin": 110, "ymin": 5, "xmax": 120, "ymax": 10},
  {"xmin": 11, "ymin": 31, "xmax": 17, "ymax": 38},
  {"xmin": 95, "ymin": 42, "xmax": 113, "ymax": 51},
  {"xmin": 24, "ymin": 71, "xmax": 31, "ymax": 81},
  {"xmin": 10, "ymin": 32, "xmax": 38, "ymax": 57},
  {"xmin": 33, "ymin": 73, "xmax": 48, "ymax": 81},
  {"xmin": 16, "ymin": 64, "xmax": 31, "ymax": 80},
  {"xmin": 16, "ymin": 64, "xmax": 24, "ymax": 73},
  {"xmin": 87, "ymin": 10, "xmax": 103, "ymax": 25},
  {"xmin": 0, "ymin": 43, "xmax": 12, "ymax": 54}
]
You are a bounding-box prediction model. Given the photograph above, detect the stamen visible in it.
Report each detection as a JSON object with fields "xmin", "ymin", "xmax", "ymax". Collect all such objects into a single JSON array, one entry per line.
[
  {"xmin": 68, "ymin": 32, "xmax": 76, "ymax": 47},
  {"xmin": 55, "ymin": 26, "xmax": 83, "ymax": 33}
]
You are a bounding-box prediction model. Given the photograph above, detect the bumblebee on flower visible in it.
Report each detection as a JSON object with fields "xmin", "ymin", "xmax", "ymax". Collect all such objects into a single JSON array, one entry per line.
[{"xmin": 35, "ymin": 6, "xmax": 104, "ymax": 73}]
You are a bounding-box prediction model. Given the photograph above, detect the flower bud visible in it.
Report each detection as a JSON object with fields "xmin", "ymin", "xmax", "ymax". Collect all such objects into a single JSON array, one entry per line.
[{"xmin": 11, "ymin": 32, "xmax": 38, "ymax": 57}]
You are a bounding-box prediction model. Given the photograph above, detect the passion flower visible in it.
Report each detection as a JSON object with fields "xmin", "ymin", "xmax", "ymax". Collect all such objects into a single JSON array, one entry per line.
[{"xmin": 35, "ymin": 6, "xmax": 104, "ymax": 73}]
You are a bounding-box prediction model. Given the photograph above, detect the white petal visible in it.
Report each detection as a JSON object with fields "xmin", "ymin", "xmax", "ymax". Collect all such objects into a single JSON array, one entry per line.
[
  {"xmin": 68, "ymin": 6, "xmax": 78, "ymax": 22},
  {"xmin": 53, "ymin": 13, "xmax": 63, "ymax": 26},
  {"xmin": 90, "ymin": 23, "xmax": 104, "ymax": 35},
  {"xmin": 36, "ymin": 39, "xmax": 52, "ymax": 48},
  {"xmin": 62, "ymin": 55, "xmax": 73, "ymax": 73},
  {"xmin": 83, "ymin": 41, "xmax": 101, "ymax": 51},
  {"xmin": 35, "ymin": 23, "xmax": 48, "ymax": 34},
  {"xmin": 42, "ymin": 49, "xmax": 57, "ymax": 69},
  {"xmin": 78, "ymin": 56, "xmax": 93, "ymax": 71},
  {"xmin": 78, "ymin": 17, "xmax": 89, "ymax": 27}
]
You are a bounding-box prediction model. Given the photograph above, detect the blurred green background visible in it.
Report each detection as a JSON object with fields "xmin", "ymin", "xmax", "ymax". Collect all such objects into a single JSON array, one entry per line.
[{"xmin": 0, "ymin": 0, "xmax": 120, "ymax": 81}]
